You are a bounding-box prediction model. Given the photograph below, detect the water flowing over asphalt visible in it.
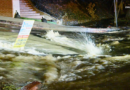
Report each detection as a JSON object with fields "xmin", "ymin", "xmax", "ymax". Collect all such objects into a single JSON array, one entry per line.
[{"xmin": 0, "ymin": 28, "xmax": 130, "ymax": 90}]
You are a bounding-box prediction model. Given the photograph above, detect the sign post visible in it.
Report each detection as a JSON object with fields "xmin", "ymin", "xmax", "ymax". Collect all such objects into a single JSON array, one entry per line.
[
  {"xmin": 13, "ymin": 20, "xmax": 34, "ymax": 50},
  {"xmin": 114, "ymin": 0, "xmax": 118, "ymax": 27}
]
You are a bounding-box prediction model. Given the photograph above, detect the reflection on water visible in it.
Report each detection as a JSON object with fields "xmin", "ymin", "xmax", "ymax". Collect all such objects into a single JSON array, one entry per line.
[{"xmin": 0, "ymin": 26, "xmax": 130, "ymax": 90}]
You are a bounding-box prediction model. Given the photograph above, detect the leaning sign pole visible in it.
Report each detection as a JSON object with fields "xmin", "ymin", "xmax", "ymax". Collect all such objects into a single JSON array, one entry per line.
[
  {"xmin": 114, "ymin": 0, "xmax": 118, "ymax": 27},
  {"xmin": 13, "ymin": 20, "xmax": 34, "ymax": 50}
]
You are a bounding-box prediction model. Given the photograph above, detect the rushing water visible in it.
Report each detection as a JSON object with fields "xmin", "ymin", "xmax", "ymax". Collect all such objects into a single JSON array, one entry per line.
[{"xmin": 0, "ymin": 26, "xmax": 130, "ymax": 90}]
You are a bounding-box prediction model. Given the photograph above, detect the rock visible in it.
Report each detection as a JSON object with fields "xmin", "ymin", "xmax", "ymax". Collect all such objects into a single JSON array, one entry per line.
[
  {"xmin": 20, "ymin": 81, "xmax": 41, "ymax": 90},
  {"xmin": 41, "ymin": 17, "xmax": 47, "ymax": 23},
  {"xmin": 14, "ymin": 10, "xmax": 20, "ymax": 18},
  {"xmin": 111, "ymin": 41, "xmax": 119, "ymax": 45}
]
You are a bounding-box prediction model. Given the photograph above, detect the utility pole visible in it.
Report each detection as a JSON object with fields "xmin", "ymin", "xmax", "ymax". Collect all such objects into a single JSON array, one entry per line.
[{"xmin": 114, "ymin": 0, "xmax": 118, "ymax": 27}]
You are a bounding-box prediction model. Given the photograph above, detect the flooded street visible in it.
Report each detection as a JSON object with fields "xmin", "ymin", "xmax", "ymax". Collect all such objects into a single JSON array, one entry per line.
[{"xmin": 0, "ymin": 26, "xmax": 130, "ymax": 90}]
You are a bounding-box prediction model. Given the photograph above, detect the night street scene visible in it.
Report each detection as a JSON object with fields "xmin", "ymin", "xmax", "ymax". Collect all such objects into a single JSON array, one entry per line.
[{"xmin": 0, "ymin": 0, "xmax": 130, "ymax": 90}]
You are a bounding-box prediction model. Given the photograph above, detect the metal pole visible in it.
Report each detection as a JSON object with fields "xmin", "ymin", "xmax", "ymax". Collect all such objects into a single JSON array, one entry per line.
[{"xmin": 114, "ymin": 0, "xmax": 118, "ymax": 27}]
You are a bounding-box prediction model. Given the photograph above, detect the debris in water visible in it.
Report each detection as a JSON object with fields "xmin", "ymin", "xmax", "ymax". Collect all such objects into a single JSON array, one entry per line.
[{"xmin": 20, "ymin": 81, "xmax": 41, "ymax": 90}]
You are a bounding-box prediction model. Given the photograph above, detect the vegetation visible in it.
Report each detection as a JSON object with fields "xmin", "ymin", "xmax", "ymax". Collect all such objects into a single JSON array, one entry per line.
[
  {"xmin": 0, "ymin": 82, "xmax": 20, "ymax": 90},
  {"xmin": 63, "ymin": 1, "xmax": 90, "ymax": 21},
  {"xmin": 86, "ymin": 3, "xmax": 97, "ymax": 20}
]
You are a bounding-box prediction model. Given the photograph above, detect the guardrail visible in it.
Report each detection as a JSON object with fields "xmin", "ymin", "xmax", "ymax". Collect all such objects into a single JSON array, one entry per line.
[{"xmin": 0, "ymin": 16, "xmax": 120, "ymax": 33}]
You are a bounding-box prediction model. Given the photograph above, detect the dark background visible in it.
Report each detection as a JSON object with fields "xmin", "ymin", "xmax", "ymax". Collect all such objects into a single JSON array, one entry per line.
[{"xmin": 30, "ymin": 0, "xmax": 130, "ymax": 26}]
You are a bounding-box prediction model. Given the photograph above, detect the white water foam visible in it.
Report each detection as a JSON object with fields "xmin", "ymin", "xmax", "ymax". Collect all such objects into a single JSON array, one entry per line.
[
  {"xmin": 0, "ymin": 40, "xmax": 45, "ymax": 55},
  {"xmin": 45, "ymin": 30, "xmax": 104, "ymax": 56},
  {"xmin": 0, "ymin": 30, "xmax": 108, "ymax": 56}
]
